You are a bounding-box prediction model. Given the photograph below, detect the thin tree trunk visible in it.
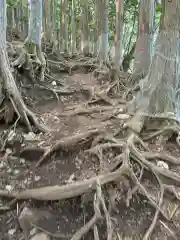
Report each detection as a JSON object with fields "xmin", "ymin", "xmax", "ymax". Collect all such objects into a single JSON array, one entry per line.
[
  {"xmin": 60, "ymin": 0, "xmax": 68, "ymax": 52},
  {"xmin": 114, "ymin": 0, "xmax": 124, "ymax": 68},
  {"xmin": 98, "ymin": 0, "xmax": 109, "ymax": 65},
  {"xmin": 80, "ymin": 0, "xmax": 89, "ymax": 56},
  {"xmin": 132, "ymin": 0, "xmax": 155, "ymax": 82},
  {"xmin": 71, "ymin": 0, "xmax": 77, "ymax": 54}
]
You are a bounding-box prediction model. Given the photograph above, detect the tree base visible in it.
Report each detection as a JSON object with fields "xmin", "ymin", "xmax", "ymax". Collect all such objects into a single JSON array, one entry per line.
[
  {"xmin": 12, "ymin": 40, "xmax": 46, "ymax": 83},
  {"xmin": 0, "ymin": 40, "xmax": 48, "ymax": 132}
]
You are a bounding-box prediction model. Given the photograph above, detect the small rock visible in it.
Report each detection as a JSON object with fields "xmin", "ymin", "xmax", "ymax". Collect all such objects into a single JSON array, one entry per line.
[
  {"xmin": 116, "ymin": 114, "xmax": 130, "ymax": 120},
  {"xmin": 51, "ymin": 81, "xmax": 57, "ymax": 86},
  {"xmin": 7, "ymin": 168, "xmax": 12, "ymax": 173},
  {"xmin": 0, "ymin": 161, "xmax": 5, "ymax": 169},
  {"xmin": 5, "ymin": 185, "xmax": 13, "ymax": 191},
  {"xmin": 34, "ymin": 175, "xmax": 41, "ymax": 181},
  {"xmin": 24, "ymin": 132, "xmax": 36, "ymax": 141},
  {"xmin": 53, "ymin": 116, "xmax": 59, "ymax": 121},
  {"xmin": 6, "ymin": 148, "xmax": 12, "ymax": 154},
  {"xmin": 157, "ymin": 161, "xmax": 169, "ymax": 170},
  {"xmin": 20, "ymin": 158, "xmax": 26, "ymax": 164},
  {"xmin": 8, "ymin": 228, "xmax": 16, "ymax": 236},
  {"xmin": 118, "ymin": 108, "xmax": 124, "ymax": 113},
  {"xmin": 14, "ymin": 169, "xmax": 20, "ymax": 175},
  {"xmin": 30, "ymin": 232, "xmax": 50, "ymax": 240}
]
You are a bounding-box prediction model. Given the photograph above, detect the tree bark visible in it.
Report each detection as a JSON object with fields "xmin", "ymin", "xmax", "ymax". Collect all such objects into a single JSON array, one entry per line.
[
  {"xmin": 132, "ymin": 0, "xmax": 155, "ymax": 82},
  {"xmin": 13, "ymin": 0, "xmax": 46, "ymax": 82},
  {"xmin": 0, "ymin": 0, "xmax": 47, "ymax": 132},
  {"xmin": 128, "ymin": 0, "xmax": 180, "ymax": 132},
  {"xmin": 114, "ymin": 0, "xmax": 124, "ymax": 68},
  {"xmin": 98, "ymin": 0, "xmax": 109, "ymax": 65},
  {"xmin": 80, "ymin": 0, "xmax": 89, "ymax": 56}
]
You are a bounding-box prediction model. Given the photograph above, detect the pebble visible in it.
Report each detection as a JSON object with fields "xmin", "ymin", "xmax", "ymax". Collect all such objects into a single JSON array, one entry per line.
[
  {"xmin": 7, "ymin": 168, "xmax": 12, "ymax": 173},
  {"xmin": 157, "ymin": 161, "xmax": 169, "ymax": 170},
  {"xmin": 116, "ymin": 114, "xmax": 130, "ymax": 120},
  {"xmin": 14, "ymin": 169, "xmax": 20, "ymax": 175},
  {"xmin": 8, "ymin": 228, "xmax": 16, "ymax": 236},
  {"xmin": 51, "ymin": 81, "xmax": 57, "ymax": 86},
  {"xmin": 6, "ymin": 148, "xmax": 12, "ymax": 154},
  {"xmin": 20, "ymin": 158, "xmax": 26, "ymax": 164},
  {"xmin": 5, "ymin": 185, "xmax": 13, "ymax": 191},
  {"xmin": 34, "ymin": 175, "xmax": 41, "ymax": 181},
  {"xmin": 0, "ymin": 161, "xmax": 5, "ymax": 169},
  {"xmin": 24, "ymin": 132, "xmax": 36, "ymax": 141}
]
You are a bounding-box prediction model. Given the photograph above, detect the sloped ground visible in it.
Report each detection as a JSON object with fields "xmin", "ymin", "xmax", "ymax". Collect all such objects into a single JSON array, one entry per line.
[{"xmin": 0, "ymin": 59, "xmax": 180, "ymax": 240}]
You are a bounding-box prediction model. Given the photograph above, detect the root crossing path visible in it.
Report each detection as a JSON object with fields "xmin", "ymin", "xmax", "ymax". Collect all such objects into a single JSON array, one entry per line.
[{"xmin": 0, "ymin": 60, "xmax": 180, "ymax": 240}]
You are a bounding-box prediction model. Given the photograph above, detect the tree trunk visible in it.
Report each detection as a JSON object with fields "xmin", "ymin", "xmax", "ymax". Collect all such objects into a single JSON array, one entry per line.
[
  {"xmin": 0, "ymin": 0, "xmax": 47, "ymax": 132},
  {"xmin": 13, "ymin": 0, "xmax": 46, "ymax": 82},
  {"xmin": 98, "ymin": 0, "xmax": 109, "ymax": 65},
  {"xmin": 114, "ymin": 0, "xmax": 124, "ymax": 68},
  {"xmin": 80, "ymin": 0, "xmax": 89, "ymax": 56},
  {"xmin": 43, "ymin": 0, "xmax": 52, "ymax": 43},
  {"xmin": 129, "ymin": 0, "xmax": 180, "ymax": 132},
  {"xmin": 71, "ymin": 0, "xmax": 77, "ymax": 54},
  {"xmin": 132, "ymin": 0, "xmax": 155, "ymax": 82},
  {"xmin": 60, "ymin": 0, "xmax": 68, "ymax": 53}
]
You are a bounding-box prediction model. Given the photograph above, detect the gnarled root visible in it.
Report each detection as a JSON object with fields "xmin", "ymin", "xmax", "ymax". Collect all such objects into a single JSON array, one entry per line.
[
  {"xmin": 86, "ymin": 123, "xmax": 180, "ymax": 239},
  {"xmin": 124, "ymin": 132, "xmax": 180, "ymax": 239},
  {"xmin": 13, "ymin": 40, "xmax": 46, "ymax": 82},
  {"xmin": 0, "ymin": 40, "xmax": 48, "ymax": 132}
]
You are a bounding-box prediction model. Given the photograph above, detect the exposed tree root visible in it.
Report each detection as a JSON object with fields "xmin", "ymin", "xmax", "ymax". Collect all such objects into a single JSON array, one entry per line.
[
  {"xmin": 60, "ymin": 104, "xmax": 125, "ymax": 117},
  {"xmin": 71, "ymin": 180, "xmax": 102, "ymax": 240},
  {"xmin": 142, "ymin": 124, "xmax": 180, "ymax": 141},
  {"xmin": 30, "ymin": 224, "xmax": 70, "ymax": 238},
  {"xmin": 47, "ymin": 58, "xmax": 98, "ymax": 74},
  {"xmin": 84, "ymin": 126, "xmax": 180, "ymax": 238},
  {"xmin": 0, "ymin": 164, "xmax": 129, "ymax": 200},
  {"xmin": 13, "ymin": 41, "xmax": 46, "ymax": 82},
  {"xmin": 1, "ymin": 126, "xmax": 180, "ymax": 239},
  {"xmin": 143, "ymin": 177, "xmax": 164, "ymax": 240},
  {"xmin": 35, "ymin": 129, "xmax": 103, "ymax": 167},
  {"xmin": 0, "ymin": 41, "xmax": 49, "ymax": 132},
  {"xmin": 80, "ymin": 86, "xmax": 118, "ymax": 106},
  {"xmin": 21, "ymin": 83, "xmax": 75, "ymax": 102}
]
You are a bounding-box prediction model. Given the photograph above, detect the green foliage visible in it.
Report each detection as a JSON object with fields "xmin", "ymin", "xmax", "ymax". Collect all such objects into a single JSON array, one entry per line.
[{"xmin": 7, "ymin": 0, "xmax": 27, "ymax": 7}]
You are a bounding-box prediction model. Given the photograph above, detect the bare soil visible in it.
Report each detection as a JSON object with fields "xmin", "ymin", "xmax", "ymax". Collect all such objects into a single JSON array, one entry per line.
[{"xmin": 0, "ymin": 58, "xmax": 180, "ymax": 240}]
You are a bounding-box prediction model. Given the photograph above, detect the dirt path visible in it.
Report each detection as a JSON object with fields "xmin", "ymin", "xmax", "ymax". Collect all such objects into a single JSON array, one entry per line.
[{"xmin": 0, "ymin": 69, "xmax": 180, "ymax": 240}]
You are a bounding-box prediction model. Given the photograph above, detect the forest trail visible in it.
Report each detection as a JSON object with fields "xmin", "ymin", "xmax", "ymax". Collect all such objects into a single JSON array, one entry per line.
[{"xmin": 0, "ymin": 51, "xmax": 180, "ymax": 239}]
